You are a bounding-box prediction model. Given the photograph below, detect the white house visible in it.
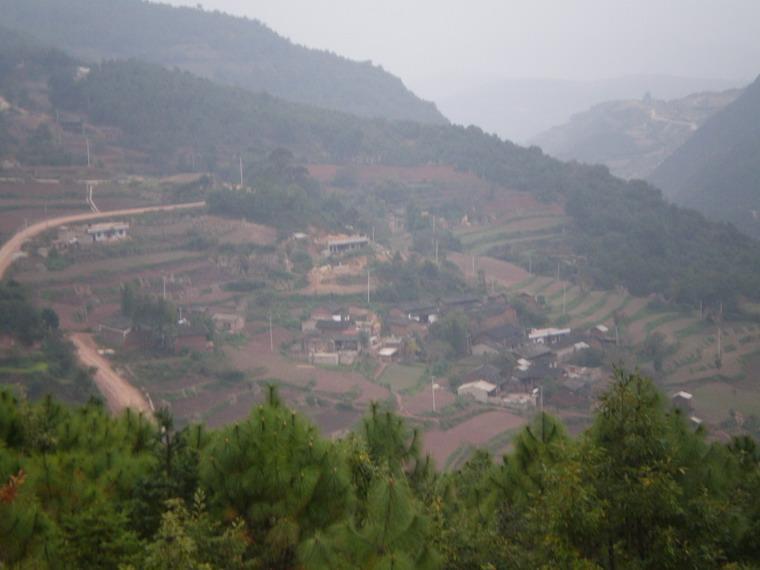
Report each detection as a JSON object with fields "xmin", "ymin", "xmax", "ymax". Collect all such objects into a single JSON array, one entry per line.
[
  {"xmin": 457, "ymin": 380, "xmax": 497, "ymax": 403},
  {"xmin": 86, "ymin": 222, "xmax": 129, "ymax": 243},
  {"xmin": 528, "ymin": 327, "xmax": 571, "ymax": 344}
]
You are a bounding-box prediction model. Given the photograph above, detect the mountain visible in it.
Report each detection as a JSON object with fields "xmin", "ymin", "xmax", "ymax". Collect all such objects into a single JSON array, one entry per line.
[
  {"xmin": 0, "ymin": 0, "xmax": 447, "ymax": 125},
  {"xmin": 434, "ymin": 75, "xmax": 742, "ymax": 144},
  {"xmin": 3, "ymin": 27, "xmax": 760, "ymax": 308},
  {"xmin": 530, "ymin": 89, "xmax": 740, "ymax": 180},
  {"xmin": 649, "ymin": 75, "xmax": 760, "ymax": 238}
]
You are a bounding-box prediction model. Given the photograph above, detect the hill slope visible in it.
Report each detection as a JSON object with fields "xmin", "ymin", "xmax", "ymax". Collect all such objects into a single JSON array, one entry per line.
[
  {"xmin": 4, "ymin": 28, "xmax": 760, "ymax": 310},
  {"xmin": 649, "ymin": 75, "xmax": 760, "ymax": 238},
  {"xmin": 531, "ymin": 90, "xmax": 739, "ymax": 180},
  {"xmin": 0, "ymin": 0, "xmax": 446, "ymax": 125}
]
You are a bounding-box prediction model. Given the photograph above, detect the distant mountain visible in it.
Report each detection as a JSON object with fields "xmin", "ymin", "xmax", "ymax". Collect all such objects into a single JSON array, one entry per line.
[
  {"xmin": 649, "ymin": 75, "xmax": 760, "ymax": 238},
  {"xmin": 0, "ymin": 0, "xmax": 447, "ymax": 125},
  {"xmin": 531, "ymin": 90, "xmax": 740, "ymax": 180},
  {"xmin": 435, "ymin": 75, "xmax": 742, "ymax": 143}
]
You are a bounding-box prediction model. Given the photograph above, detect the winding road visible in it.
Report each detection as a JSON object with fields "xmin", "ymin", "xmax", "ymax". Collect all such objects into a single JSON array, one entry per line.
[{"xmin": 0, "ymin": 201, "xmax": 205, "ymax": 414}]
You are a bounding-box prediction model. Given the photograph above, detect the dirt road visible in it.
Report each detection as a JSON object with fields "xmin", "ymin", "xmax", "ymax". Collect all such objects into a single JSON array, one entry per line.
[
  {"xmin": 71, "ymin": 333, "xmax": 152, "ymax": 414},
  {"xmin": 0, "ymin": 200, "xmax": 205, "ymax": 413},
  {"xmin": 0, "ymin": 201, "xmax": 205, "ymax": 277}
]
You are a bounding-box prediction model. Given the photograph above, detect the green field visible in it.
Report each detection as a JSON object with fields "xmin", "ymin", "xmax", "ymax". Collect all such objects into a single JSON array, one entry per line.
[{"xmin": 379, "ymin": 363, "xmax": 425, "ymax": 391}]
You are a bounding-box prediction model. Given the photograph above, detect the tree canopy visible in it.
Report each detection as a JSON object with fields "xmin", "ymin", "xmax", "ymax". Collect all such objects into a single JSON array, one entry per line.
[{"xmin": 2, "ymin": 370, "xmax": 760, "ymax": 568}]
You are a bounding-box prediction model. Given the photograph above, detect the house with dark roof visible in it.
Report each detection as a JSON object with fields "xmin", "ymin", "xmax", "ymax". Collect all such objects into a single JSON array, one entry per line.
[
  {"xmin": 463, "ymin": 364, "xmax": 503, "ymax": 386},
  {"xmin": 174, "ymin": 323, "xmax": 213, "ymax": 352},
  {"xmin": 514, "ymin": 343, "xmax": 555, "ymax": 365},
  {"xmin": 473, "ymin": 324, "xmax": 525, "ymax": 349}
]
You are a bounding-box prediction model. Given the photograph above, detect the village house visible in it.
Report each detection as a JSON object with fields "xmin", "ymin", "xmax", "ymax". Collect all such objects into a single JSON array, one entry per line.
[
  {"xmin": 469, "ymin": 295, "xmax": 519, "ymax": 330},
  {"xmin": 86, "ymin": 222, "xmax": 129, "ymax": 243},
  {"xmin": 472, "ymin": 341, "xmax": 500, "ymax": 356},
  {"xmin": 497, "ymin": 392, "xmax": 537, "ymax": 411},
  {"xmin": 513, "ymin": 343, "xmax": 556, "ymax": 367},
  {"xmin": 385, "ymin": 309, "xmax": 428, "ymax": 338},
  {"xmin": 671, "ymin": 391, "xmax": 694, "ymax": 414},
  {"xmin": 472, "ymin": 324, "xmax": 525, "ymax": 350},
  {"xmin": 377, "ymin": 346, "xmax": 399, "ymax": 363},
  {"xmin": 406, "ymin": 302, "xmax": 439, "ymax": 324},
  {"xmin": 457, "ymin": 380, "xmax": 497, "ymax": 403},
  {"xmin": 589, "ymin": 324, "xmax": 617, "ymax": 345},
  {"xmin": 463, "ymin": 363, "xmax": 503, "ymax": 386},
  {"xmin": 211, "ymin": 312, "xmax": 245, "ymax": 334},
  {"xmin": 512, "ymin": 364, "xmax": 564, "ymax": 392},
  {"xmin": 528, "ymin": 327, "xmax": 571, "ymax": 345},
  {"xmin": 553, "ymin": 333, "xmax": 591, "ymax": 362},
  {"xmin": 174, "ymin": 323, "xmax": 213, "ymax": 352},
  {"xmin": 440, "ymin": 294, "xmax": 481, "ymax": 313},
  {"xmin": 325, "ymin": 235, "xmax": 369, "ymax": 256}
]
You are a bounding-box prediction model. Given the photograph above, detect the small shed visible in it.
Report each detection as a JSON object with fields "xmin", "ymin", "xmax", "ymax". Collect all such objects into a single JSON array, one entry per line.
[
  {"xmin": 672, "ymin": 391, "xmax": 694, "ymax": 413},
  {"xmin": 211, "ymin": 312, "xmax": 245, "ymax": 334}
]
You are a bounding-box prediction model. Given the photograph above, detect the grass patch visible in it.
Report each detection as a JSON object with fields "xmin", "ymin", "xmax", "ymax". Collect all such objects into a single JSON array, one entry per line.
[
  {"xmin": 0, "ymin": 361, "xmax": 49, "ymax": 375},
  {"xmin": 379, "ymin": 364, "xmax": 425, "ymax": 391}
]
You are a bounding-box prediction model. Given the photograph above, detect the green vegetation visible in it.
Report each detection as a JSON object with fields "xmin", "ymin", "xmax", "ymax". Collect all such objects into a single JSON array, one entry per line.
[
  {"xmin": 0, "ymin": 281, "xmax": 95, "ymax": 402},
  {"xmin": 1, "ymin": 22, "xmax": 756, "ymax": 308},
  {"xmin": 2, "ymin": 371, "xmax": 760, "ymax": 568},
  {"xmin": 373, "ymin": 255, "xmax": 468, "ymax": 303},
  {"xmin": 1, "ymin": 0, "xmax": 446, "ymax": 124},
  {"xmin": 379, "ymin": 364, "xmax": 426, "ymax": 392}
]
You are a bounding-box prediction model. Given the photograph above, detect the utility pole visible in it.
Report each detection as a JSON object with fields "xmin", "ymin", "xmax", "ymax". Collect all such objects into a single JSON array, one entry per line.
[
  {"xmin": 239, "ymin": 155, "xmax": 244, "ymax": 187},
  {"xmin": 367, "ymin": 269, "xmax": 371, "ymax": 305},
  {"xmin": 432, "ymin": 378, "xmax": 437, "ymax": 413},
  {"xmin": 269, "ymin": 312, "xmax": 274, "ymax": 353},
  {"xmin": 86, "ymin": 137, "xmax": 91, "ymax": 168},
  {"xmin": 162, "ymin": 276, "xmax": 166, "ymax": 300},
  {"xmin": 562, "ymin": 283, "xmax": 567, "ymax": 315},
  {"xmin": 434, "ymin": 239, "xmax": 439, "ymax": 265},
  {"xmin": 371, "ymin": 225, "xmax": 375, "ymax": 242}
]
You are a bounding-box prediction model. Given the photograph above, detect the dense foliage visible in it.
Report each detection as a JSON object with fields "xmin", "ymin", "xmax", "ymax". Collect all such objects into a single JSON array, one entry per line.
[
  {"xmin": 0, "ymin": 0, "xmax": 446, "ymax": 124},
  {"xmin": 0, "ymin": 281, "xmax": 95, "ymax": 403},
  {"xmin": 1, "ymin": 370, "xmax": 760, "ymax": 568},
  {"xmin": 373, "ymin": 255, "xmax": 469, "ymax": 303}
]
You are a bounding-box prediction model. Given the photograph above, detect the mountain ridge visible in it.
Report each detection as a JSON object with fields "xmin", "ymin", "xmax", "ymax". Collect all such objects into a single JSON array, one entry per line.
[
  {"xmin": 0, "ymin": 0, "xmax": 447, "ymax": 125},
  {"xmin": 649, "ymin": 74, "xmax": 760, "ymax": 238},
  {"xmin": 531, "ymin": 88, "xmax": 740, "ymax": 180}
]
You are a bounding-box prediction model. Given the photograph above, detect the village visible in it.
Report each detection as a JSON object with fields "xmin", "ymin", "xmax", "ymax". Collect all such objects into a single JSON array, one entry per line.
[{"xmin": 0, "ymin": 166, "xmax": 733, "ymax": 466}]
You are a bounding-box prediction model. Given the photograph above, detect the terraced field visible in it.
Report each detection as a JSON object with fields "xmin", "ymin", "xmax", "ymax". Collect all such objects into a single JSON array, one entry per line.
[
  {"xmin": 454, "ymin": 213, "xmax": 568, "ymax": 255},
  {"xmin": 454, "ymin": 212, "xmax": 760, "ymax": 426}
]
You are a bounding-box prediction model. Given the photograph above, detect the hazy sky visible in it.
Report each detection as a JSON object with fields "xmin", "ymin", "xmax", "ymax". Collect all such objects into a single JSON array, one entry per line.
[{"xmin": 163, "ymin": 0, "xmax": 760, "ymax": 98}]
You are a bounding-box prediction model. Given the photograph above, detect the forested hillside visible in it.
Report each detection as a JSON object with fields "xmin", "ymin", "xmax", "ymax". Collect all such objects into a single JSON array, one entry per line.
[
  {"xmin": 650, "ymin": 75, "xmax": 760, "ymax": 238},
  {"xmin": 3, "ymin": 27, "xmax": 760, "ymax": 310},
  {"xmin": 2, "ymin": 371, "xmax": 760, "ymax": 568},
  {"xmin": 44, "ymin": 56, "xmax": 760, "ymax": 309},
  {"xmin": 0, "ymin": 0, "xmax": 446, "ymax": 125},
  {"xmin": 532, "ymin": 89, "xmax": 739, "ymax": 180}
]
